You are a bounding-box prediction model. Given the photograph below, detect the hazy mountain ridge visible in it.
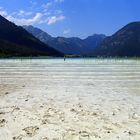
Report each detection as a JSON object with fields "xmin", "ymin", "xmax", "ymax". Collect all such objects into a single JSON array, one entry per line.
[
  {"xmin": 0, "ymin": 15, "xmax": 62, "ymax": 57},
  {"xmin": 23, "ymin": 25, "xmax": 106, "ymax": 55}
]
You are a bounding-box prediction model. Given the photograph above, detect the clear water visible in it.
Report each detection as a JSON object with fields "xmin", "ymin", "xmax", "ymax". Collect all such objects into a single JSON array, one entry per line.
[{"xmin": 0, "ymin": 58, "xmax": 140, "ymax": 95}]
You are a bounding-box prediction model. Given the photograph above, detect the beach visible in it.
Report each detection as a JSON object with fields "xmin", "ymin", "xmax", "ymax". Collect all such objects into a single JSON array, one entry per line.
[{"xmin": 0, "ymin": 59, "xmax": 140, "ymax": 140}]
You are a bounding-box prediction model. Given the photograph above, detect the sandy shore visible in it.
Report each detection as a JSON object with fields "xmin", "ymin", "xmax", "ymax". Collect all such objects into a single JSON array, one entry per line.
[{"xmin": 0, "ymin": 59, "xmax": 140, "ymax": 140}]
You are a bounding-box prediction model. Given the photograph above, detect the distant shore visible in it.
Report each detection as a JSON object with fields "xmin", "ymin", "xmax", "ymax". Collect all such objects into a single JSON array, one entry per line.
[{"xmin": 1, "ymin": 55, "xmax": 140, "ymax": 60}]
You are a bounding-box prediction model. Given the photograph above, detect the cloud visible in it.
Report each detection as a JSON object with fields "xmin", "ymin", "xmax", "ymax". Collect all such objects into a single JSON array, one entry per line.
[
  {"xmin": 42, "ymin": 2, "xmax": 52, "ymax": 12},
  {"xmin": 0, "ymin": 7, "xmax": 8, "ymax": 16},
  {"xmin": 6, "ymin": 13, "xmax": 43, "ymax": 25},
  {"xmin": 0, "ymin": 0, "xmax": 65, "ymax": 26},
  {"xmin": 54, "ymin": 0, "xmax": 64, "ymax": 3},
  {"xmin": 47, "ymin": 15, "xmax": 65, "ymax": 25},
  {"xmin": 18, "ymin": 10, "xmax": 33, "ymax": 16},
  {"xmin": 30, "ymin": 1, "xmax": 37, "ymax": 9},
  {"xmin": 63, "ymin": 28, "xmax": 71, "ymax": 34}
]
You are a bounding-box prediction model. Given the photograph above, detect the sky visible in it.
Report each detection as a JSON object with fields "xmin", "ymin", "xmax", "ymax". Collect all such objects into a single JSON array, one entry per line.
[{"xmin": 0, "ymin": 0, "xmax": 140, "ymax": 38}]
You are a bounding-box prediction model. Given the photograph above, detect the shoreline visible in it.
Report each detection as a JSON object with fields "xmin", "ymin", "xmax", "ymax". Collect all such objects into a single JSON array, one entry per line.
[{"xmin": 0, "ymin": 85, "xmax": 140, "ymax": 140}]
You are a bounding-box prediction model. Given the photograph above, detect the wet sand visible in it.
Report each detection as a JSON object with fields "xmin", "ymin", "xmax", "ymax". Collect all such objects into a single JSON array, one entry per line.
[{"xmin": 0, "ymin": 59, "xmax": 140, "ymax": 140}]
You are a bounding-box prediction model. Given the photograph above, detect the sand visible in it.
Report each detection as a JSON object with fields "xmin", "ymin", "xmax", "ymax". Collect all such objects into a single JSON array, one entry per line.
[{"xmin": 0, "ymin": 59, "xmax": 140, "ymax": 140}]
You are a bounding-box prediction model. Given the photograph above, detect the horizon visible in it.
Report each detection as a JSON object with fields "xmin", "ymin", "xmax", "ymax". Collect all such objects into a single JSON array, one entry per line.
[{"xmin": 0, "ymin": 0, "xmax": 140, "ymax": 38}]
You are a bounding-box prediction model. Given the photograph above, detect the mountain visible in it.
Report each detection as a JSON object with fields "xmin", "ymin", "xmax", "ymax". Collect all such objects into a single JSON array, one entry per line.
[
  {"xmin": 84, "ymin": 34, "xmax": 106, "ymax": 53},
  {"xmin": 23, "ymin": 25, "xmax": 106, "ymax": 55},
  {"xmin": 49, "ymin": 37, "xmax": 87, "ymax": 55},
  {"xmin": 92, "ymin": 22, "xmax": 140, "ymax": 57},
  {"xmin": 0, "ymin": 15, "xmax": 62, "ymax": 57},
  {"xmin": 23, "ymin": 25, "xmax": 52, "ymax": 42}
]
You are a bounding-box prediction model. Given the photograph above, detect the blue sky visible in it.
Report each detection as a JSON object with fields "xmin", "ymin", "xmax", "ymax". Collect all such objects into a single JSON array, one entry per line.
[{"xmin": 0, "ymin": 0, "xmax": 140, "ymax": 38}]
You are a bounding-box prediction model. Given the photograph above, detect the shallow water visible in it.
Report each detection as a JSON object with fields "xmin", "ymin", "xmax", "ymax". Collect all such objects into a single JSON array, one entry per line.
[{"xmin": 0, "ymin": 58, "xmax": 140, "ymax": 95}]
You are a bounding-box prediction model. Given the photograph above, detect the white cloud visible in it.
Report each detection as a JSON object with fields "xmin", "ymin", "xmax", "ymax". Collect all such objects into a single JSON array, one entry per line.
[
  {"xmin": 63, "ymin": 28, "xmax": 71, "ymax": 34},
  {"xmin": 30, "ymin": 1, "xmax": 37, "ymax": 9},
  {"xmin": 47, "ymin": 15, "xmax": 65, "ymax": 25},
  {"xmin": 54, "ymin": 0, "xmax": 64, "ymax": 3},
  {"xmin": 18, "ymin": 10, "xmax": 33, "ymax": 16},
  {"xmin": 0, "ymin": 7, "xmax": 8, "ymax": 16},
  {"xmin": 6, "ymin": 12, "xmax": 43, "ymax": 25},
  {"xmin": 42, "ymin": 2, "xmax": 52, "ymax": 9},
  {"xmin": 19, "ymin": 10, "xmax": 24, "ymax": 15},
  {"xmin": 0, "ymin": 0, "xmax": 65, "ymax": 26}
]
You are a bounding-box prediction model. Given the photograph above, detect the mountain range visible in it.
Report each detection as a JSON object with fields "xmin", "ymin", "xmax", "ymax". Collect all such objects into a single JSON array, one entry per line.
[
  {"xmin": 0, "ymin": 15, "xmax": 62, "ymax": 57},
  {"xmin": 23, "ymin": 23, "xmax": 140, "ymax": 57},
  {"xmin": 0, "ymin": 14, "xmax": 140, "ymax": 57},
  {"xmin": 92, "ymin": 22, "xmax": 140, "ymax": 57},
  {"xmin": 23, "ymin": 25, "xmax": 106, "ymax": 55}
]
